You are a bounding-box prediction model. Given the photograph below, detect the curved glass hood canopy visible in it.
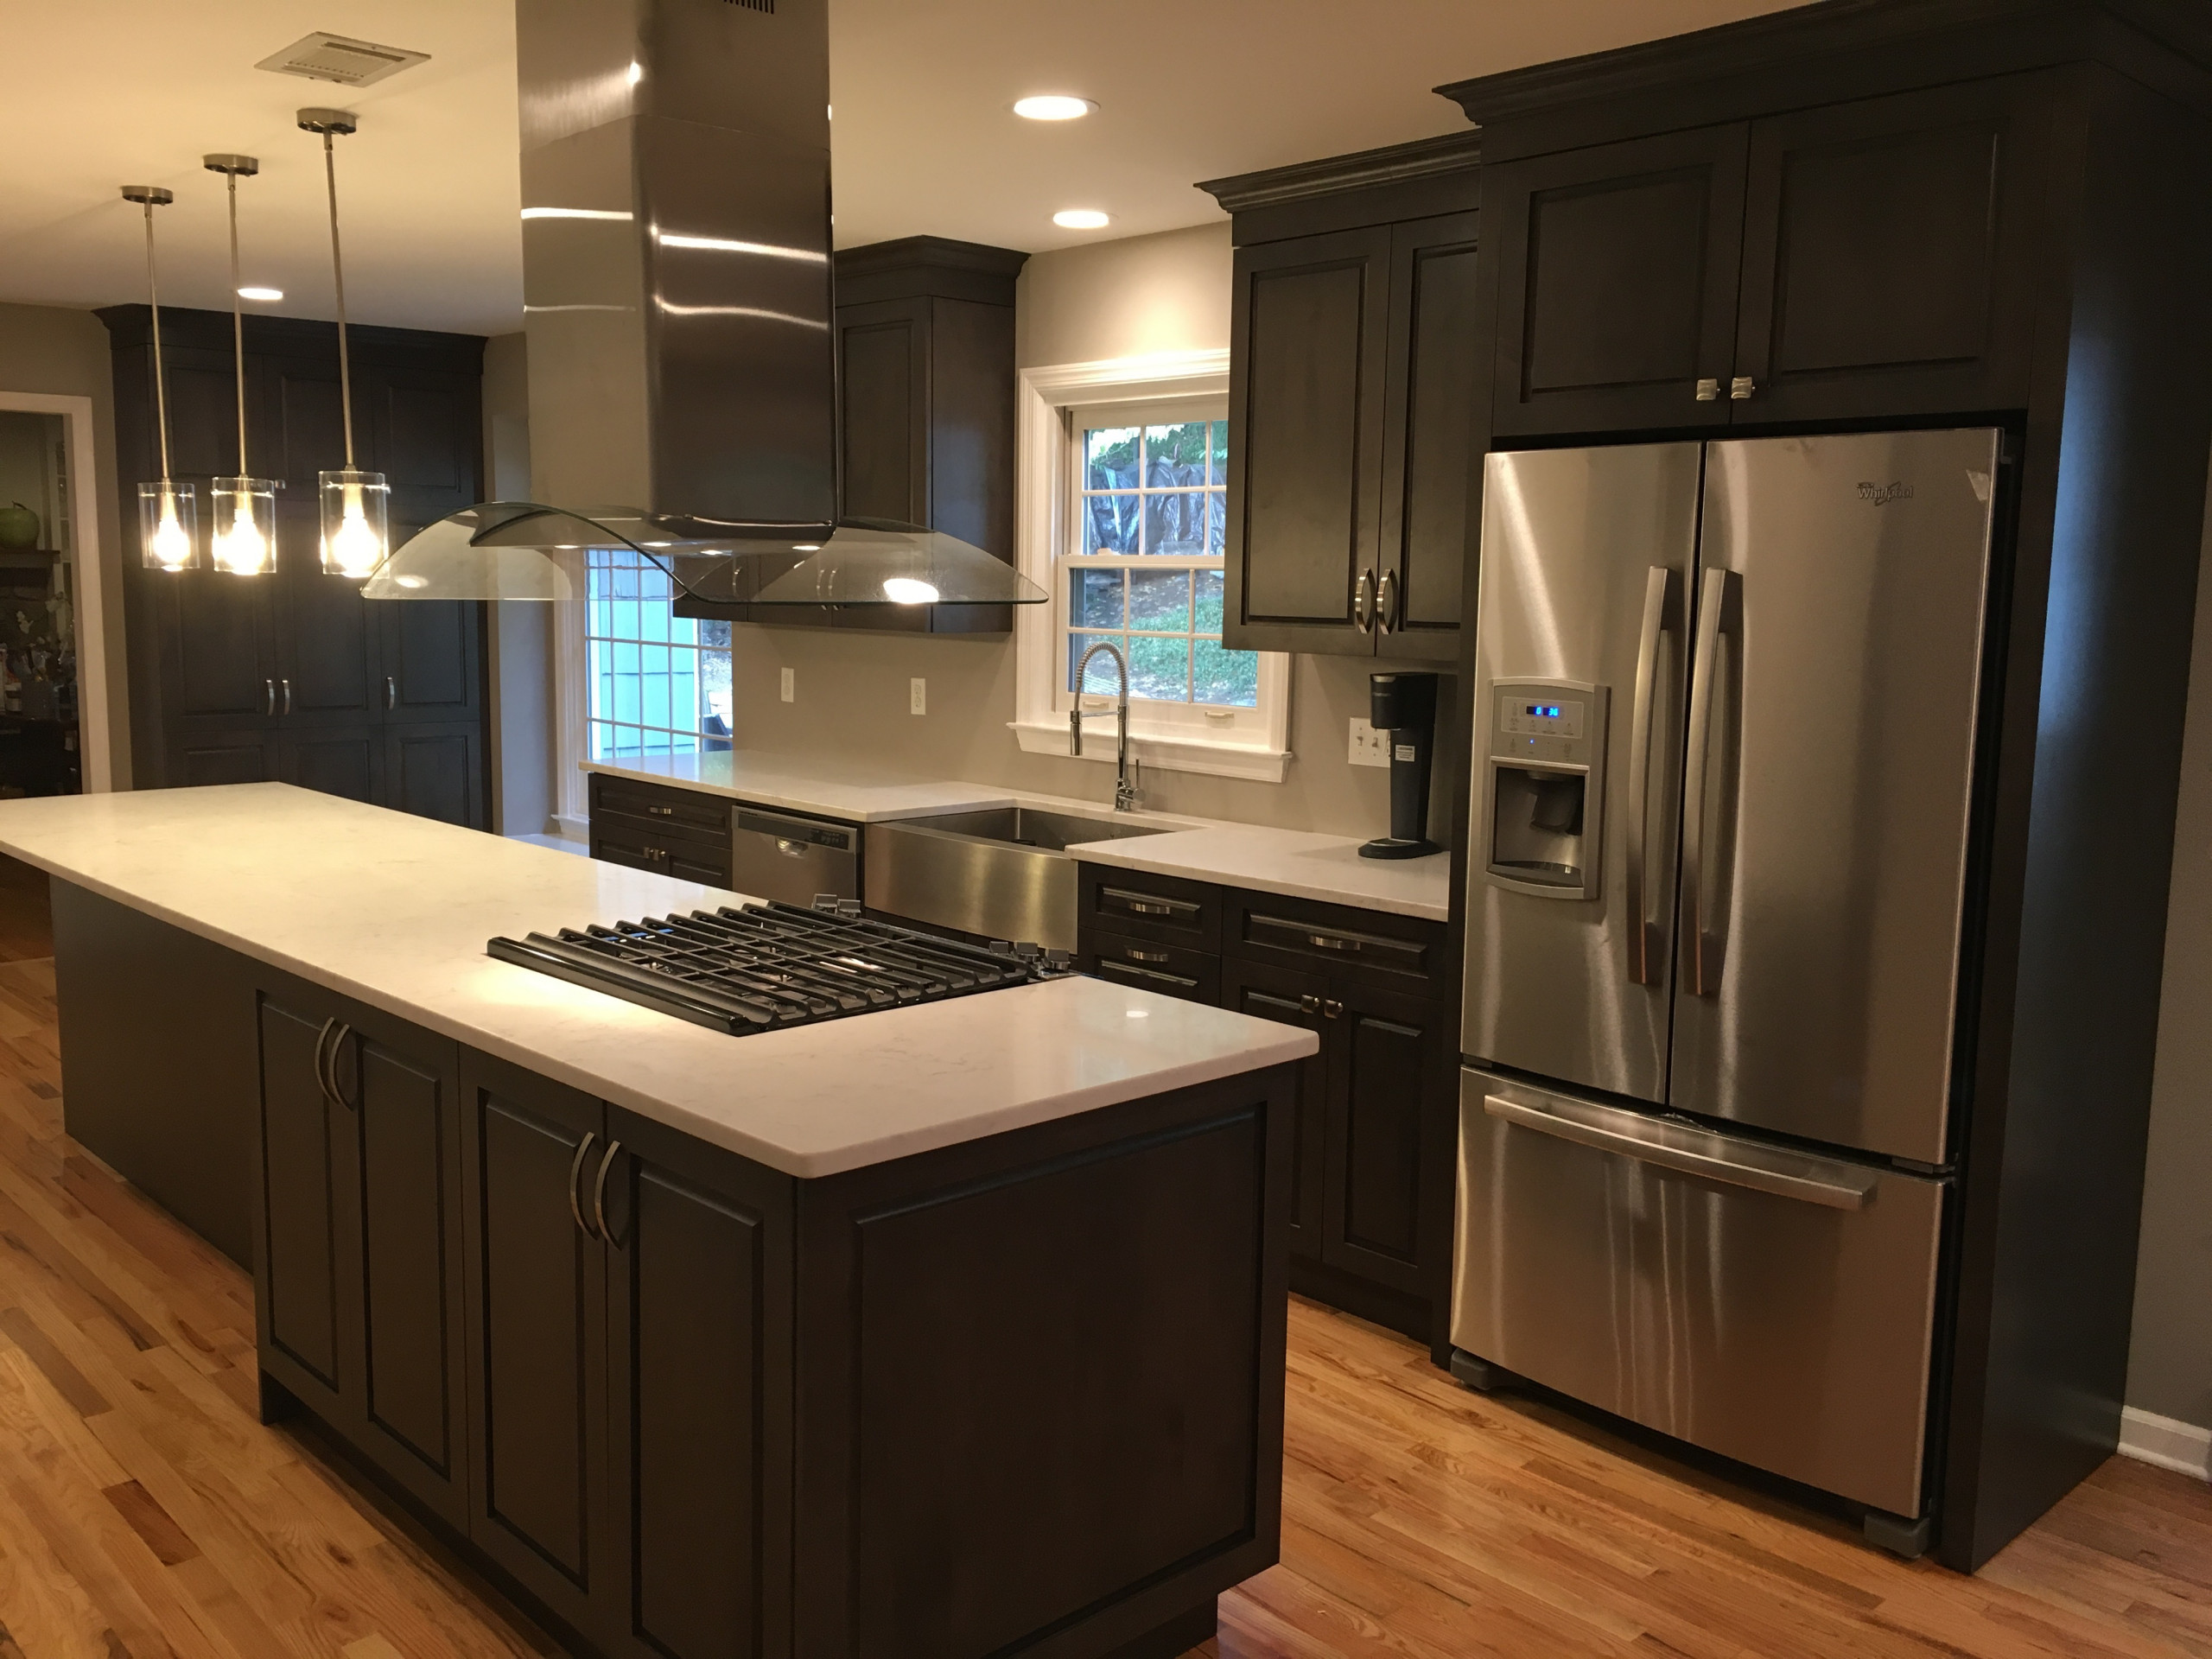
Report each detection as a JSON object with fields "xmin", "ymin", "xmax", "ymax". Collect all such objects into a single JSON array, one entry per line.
[{"xmin": 359, "ymin": 503, "xmax": 1046, "ymax": 607}]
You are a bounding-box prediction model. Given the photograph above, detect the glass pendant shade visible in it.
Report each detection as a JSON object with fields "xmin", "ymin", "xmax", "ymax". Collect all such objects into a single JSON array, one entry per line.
[
  {"xmin": 210, "ymin": 477, "xmax": 280, "ymax": 575},
  {"xmin": 138, "ymin": 481, "xmax": 200, "ymax": 571},
  {"xmin": 320, "ymin": 467, "xmax": 391, "ymax": 577}
]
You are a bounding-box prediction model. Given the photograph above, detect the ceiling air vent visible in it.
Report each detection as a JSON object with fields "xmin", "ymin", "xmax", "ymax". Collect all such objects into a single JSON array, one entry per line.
[
  {"xmin": 254, "ymin": 32, "xmax": 430, "ymax": 88},
  {"xmin": 726, "ymin": 0, "xmax": 775, "ymax": 11}
]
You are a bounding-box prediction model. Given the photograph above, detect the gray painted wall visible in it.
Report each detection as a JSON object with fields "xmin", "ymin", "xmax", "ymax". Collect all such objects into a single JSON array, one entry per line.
[
  {"xmin": 0, "ymin": 302, "xmax": 130, "ymax": 788},
  {"xmin": 481, "ymin": 331, "xmax": 557, "ymax": 838},
  {"xmin": 2126, "ymin": 472, "xmax": 2212, "ymax": 1432}
]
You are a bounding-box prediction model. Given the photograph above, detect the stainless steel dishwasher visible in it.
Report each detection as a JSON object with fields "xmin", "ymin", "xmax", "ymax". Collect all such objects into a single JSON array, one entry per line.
[{"xmin": 728, "ymin": 805, "xmax": 861, "ymax": 907}]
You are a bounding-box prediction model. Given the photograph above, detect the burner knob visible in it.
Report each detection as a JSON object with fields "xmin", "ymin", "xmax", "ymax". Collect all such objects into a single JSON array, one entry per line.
[
  {"xmin": 838, "ymin": 899, "xmax": 863, "ymax": 918},
  {"xmin": 1045, "ymin": 949, "xmax": 1072, "ymax": 969},
  {"xmin": 1014, "ymin": 941, "xmax": 1041, "ymax": 959},
  {"xmin": 990, "ymin": 940, "xmax": 1014, "ymax": 955},
  {"xmin": 812, "ymin": 893, "xmax": 839, "ymax": 912}
]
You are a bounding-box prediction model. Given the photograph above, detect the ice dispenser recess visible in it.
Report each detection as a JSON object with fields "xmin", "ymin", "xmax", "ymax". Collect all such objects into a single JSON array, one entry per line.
[{"xmin": 1484, "ymin": 679, "xmax": 1607, "ymax": 900}]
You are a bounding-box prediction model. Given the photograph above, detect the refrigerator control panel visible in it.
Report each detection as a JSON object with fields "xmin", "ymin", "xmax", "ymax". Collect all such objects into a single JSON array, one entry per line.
[
  {"xmin": 1499, "ymin": 695, "xmax": 1587, "ymax": 741},
  {"xmin": 1491, "ymin": 687, "xmax": 1597, "ymax": 767}
]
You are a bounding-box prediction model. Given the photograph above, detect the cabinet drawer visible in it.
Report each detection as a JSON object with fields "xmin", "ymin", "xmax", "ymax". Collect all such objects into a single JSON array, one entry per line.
[
  {"xmin": 1077, "ymin": 864, "xmax": 1220, "ymax": 951},
  {"xmin": 1228, "ymin": 891, "xmax": 1442, "ymax": 984},
  {"xmin": 591, "ymin": 830, "xmax": 733, "ymax": 891},
  {"xmin": 1078, "ymin": 932, "xmax": 1221, "ymax": 1005},
  {"xmin": 590, "ymin": 774, "xmax": 732, "ymax": 846}
]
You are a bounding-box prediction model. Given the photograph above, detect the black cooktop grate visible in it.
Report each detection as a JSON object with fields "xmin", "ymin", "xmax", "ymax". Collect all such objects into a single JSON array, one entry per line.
[{"xmin": 488, "ymin": 900, "xmax": 1066, "ymax": 1036}]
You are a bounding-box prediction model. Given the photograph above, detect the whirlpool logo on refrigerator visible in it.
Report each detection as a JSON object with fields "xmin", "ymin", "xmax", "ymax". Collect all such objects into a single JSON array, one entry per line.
[{"xmin": 1857, "ymin": 480, "xmax": 1916, "ymax": 505}]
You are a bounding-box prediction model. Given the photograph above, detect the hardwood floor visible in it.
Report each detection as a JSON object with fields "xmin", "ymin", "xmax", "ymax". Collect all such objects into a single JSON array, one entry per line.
[{"xmin": 0, "ymin": 878, "xmax": 2202, "ymax": 1658}]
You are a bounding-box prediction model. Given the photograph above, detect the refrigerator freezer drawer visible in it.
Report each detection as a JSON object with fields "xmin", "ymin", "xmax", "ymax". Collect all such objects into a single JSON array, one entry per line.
[{"xmin": 1452, "ymin": 1069, "xmax": 1944, "ymax": 1516}]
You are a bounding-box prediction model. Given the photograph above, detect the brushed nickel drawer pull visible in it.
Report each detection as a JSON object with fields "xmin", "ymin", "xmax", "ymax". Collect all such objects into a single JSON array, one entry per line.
[
  {"xmin": 1322, "ymin": 1000, "xmax": 1344, "ymax": 1020},
  {"xmin": 1123, "ymin": 947, "xmax": 1170, "ymax": 964},
  {"xmin": 569, "ymin": 1131, "xmax": 600, "ymax": 1240},
  {"xmin": 592, "ymin": 1140, "xmax": 623, "ymax": 1245},
  {"xmin": 1731, "ymin": 376, "xmax": 1758, "ymax": 400},
  {"xmin": 1125, "ymin": 899, "xmax": 1173, "ymax": 916},
  {"xmin": 1298, "ymin": 994, "xmax": 1321, "ymax": 1015},
  {"xmin": 646, "ymin": 804, "xmax": 675, "ymax": 817},
  {"xmin": 1695, "ymin": 378, "xmax": 1720, "ymax": 402},
  {"xmin": 1306, "ymin": 932, "xmax": 1358, "ymax": 951}
]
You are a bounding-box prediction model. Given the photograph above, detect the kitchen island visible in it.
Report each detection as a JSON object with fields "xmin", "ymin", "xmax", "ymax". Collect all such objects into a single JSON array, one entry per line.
[{"xmin": 0, "ymin": 785, "xmax": 1314, "ymax": 1659}]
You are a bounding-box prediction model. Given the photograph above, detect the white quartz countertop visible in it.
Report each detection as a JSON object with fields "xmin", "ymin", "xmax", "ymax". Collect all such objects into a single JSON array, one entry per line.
[
  {"xmin": 587, "ymin": 753, "xmax": 1452, "ymax": 919},
  {"xmin": 0, "ymin": 785, "xmax": 1316, "ymax": 1179},
  {"xmin": 585, "ymin": 752, "xmax": 1014, "ymax": 823},
  {"xmin": 1065, "ymin": 826, "xmax": 1452, "ymax": 923}
]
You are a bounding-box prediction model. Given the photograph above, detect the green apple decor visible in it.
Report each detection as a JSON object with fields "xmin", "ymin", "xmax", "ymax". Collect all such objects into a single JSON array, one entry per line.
[{"xmin": 0, "ymin": 503, "xmax": 38, "ymax": 550}]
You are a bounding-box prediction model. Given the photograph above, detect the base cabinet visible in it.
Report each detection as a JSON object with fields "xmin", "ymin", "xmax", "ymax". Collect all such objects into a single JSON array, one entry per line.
[
  {"xmin": 253, "ymin": 982, "xmax": 468, "ymax": 1529},
  {"xmin": 1085, "ymin": 871, "xmax": 1452, "ymax": 1341}
]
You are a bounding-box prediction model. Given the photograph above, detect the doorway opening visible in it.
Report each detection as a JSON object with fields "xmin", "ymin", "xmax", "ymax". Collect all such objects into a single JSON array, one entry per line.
[{"xmin": 0, "ymin": 409, "xmax": 81, "ymax": 797}]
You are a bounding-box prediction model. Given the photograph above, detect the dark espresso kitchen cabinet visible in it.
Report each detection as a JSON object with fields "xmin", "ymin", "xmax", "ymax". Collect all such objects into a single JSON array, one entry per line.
[
  {"xmin": 1473, "ymin": 75, "xmax": 2049, "ymax": 435},
  {"xmin": 253, "ymin": 980, "xmax": 469, "ymax": 1530},
  {"xmin": 677, "ymin": 238, "xmax": 1028, "ymax": 639},
  {"xmin": 102, "ymin": 307, "xmax": 489, "ymax": 823},
  {"xmin": 1078, "ymin": 862, "xmax": 1451, "ymax": 1339},
  {"xmin": 1201, "ymin": 133, "xmax": 1481, "ymax": 662},
  {"xmin": 458, "ymin": 1052, "xmax": 796, "ymax": 1659}
]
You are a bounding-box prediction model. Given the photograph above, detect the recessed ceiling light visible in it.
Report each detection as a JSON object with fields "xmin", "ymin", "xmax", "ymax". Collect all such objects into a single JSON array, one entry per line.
[
  {"xmin": 1053, "ymin": 209, "xmax": 1111, "ymax": 231},
  {"xmin": 238, "ymin": 286, "xmax": 284, "ymax": 302},
  {"xmin": 1014, "ymin": 95, "xmax": 1095, "ymax": 121}
]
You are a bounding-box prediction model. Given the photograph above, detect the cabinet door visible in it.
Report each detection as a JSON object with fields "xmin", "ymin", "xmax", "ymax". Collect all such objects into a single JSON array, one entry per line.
[
  {"xmin": 1488, "ymin": 124, "xmax": 1748, "ymax": 437},
  {"xmin": 381, "ymin": 600, "xmax": 484, "ymax": 723},
  {"xmin": 1224, "ymin": 226, "xmax": 1393, "ymax": 655},
  {"xmin": 1223, "ymin": 959, "xmax": 1331, "ymax": 1263},
  {"xmin": 276, "ymin": 569, "xmax": 384, "ymax": 723},
  {"xmin": 156, "ymin": 573, "xmax": 280, "ymax": 723},
  {"xmin": 1323, "ymin": 979, "xmax": 1435, "ymax": 1296},
  {"xmin": 177, "ymin": 727, "xmax": 280, "ymax": 788},
  {"xmin": 601, "ymin": 1111, "xmax": 794, "ymax": 1659},
  {"xmin": 387, "ymin": 724, "xmax": 486, "ymax": 828},
  {"xmin": 327, "ymin": 1011, "xmax": 468, "ymax": 1527},
  {"xmin": 1732, "ymin": 75, "xmax": 2048, "ymax": 422},
  {"xmin": 280, "ymin": 726, "xmax": 383, "ymax": 804},
  {"xmin": 838, "ymin": 297, "xmax": 930, "ymax": 526},
  {"xmin": 461, "ymin": 1052, "xmax": 610, "ymax": 1636},
  {"xmin": 255, "ymin": 996, "xmax": 349, "ymax": 1421},
  {"xmin": 1378, "ymin": 212, "xmax": 1481, "ymax": 662}
]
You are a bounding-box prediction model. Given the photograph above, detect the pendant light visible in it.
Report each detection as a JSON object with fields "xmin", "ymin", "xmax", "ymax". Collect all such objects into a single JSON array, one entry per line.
[
  {"xmin": 300, "ymin": 108, "xmax": 389, "ymax": 579},
  {"xmin": 204, "ymin": 155, "xmax": 279, "ymax": 575},
  {"xmin": 124, "ymin": 185, "xmax": 200, "ymax": 572}
]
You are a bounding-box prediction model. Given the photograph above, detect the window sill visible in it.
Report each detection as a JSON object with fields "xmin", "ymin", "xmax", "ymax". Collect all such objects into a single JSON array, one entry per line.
[{"xmin": 1008, "ymin": 720, "xmax": 1291, "ymax": 784}]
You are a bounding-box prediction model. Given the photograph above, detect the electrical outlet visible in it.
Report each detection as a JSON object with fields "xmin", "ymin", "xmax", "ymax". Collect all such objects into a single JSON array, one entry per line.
[
  {"xmin": 779, "ymin": 666, "xmax": 795, "ymax": 703},
  {"xmin": 910, "ymin": 677, "xmax": 926, "ymax": 715},
  {"xmin": 1348, "ymin": 717, "xmax": 1391, "ymax": 768}
]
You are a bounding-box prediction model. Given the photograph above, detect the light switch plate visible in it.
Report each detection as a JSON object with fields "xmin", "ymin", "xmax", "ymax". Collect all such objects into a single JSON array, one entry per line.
[
  {"xmin": 779, "ymin": 667, "xmax": 795, "ymax": 703},
  {"xmin": 1349, "ymin": 717, "xmax": 1391, "ymax": 768},
  {"xmin": 910, "ymin": 677, "xmax": 926, "ymax": 715}
]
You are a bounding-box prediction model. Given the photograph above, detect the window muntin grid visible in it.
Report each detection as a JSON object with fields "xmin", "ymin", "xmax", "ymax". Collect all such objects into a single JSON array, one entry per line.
[
  {"xmin": 585, "ymin": 545, "xmax": 734, "ymax": 761},
  {"xmin": 1066, "ymin": 418, "xmax": 1256, "ymax": 709}
]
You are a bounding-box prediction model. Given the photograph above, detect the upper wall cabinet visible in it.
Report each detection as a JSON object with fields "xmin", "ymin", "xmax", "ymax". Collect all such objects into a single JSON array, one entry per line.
[
  {"xmin": 1482, "ymin": 75, "xmax": 2050, "ymax": 437},
  {"xmin": 1202, "ymin": 134, "xmax": 1482, "ymax": 663}
]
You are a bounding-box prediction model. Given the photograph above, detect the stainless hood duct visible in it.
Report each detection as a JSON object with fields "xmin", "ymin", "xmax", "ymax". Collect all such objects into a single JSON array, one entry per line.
[{"xmin": 365, "ymin": 0, "xmax": 1042, "ymax": 607}]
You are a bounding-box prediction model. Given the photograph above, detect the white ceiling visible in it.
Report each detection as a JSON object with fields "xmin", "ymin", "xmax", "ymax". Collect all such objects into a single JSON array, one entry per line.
[{"xmin": 0, "ymin": 0, "xmax": 1806, "ymax": 337}]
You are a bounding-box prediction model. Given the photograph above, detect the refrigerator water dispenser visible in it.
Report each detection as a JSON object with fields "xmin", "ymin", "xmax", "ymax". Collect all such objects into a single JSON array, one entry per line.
[{"xmin": 1483, "ymin": 680, "xmax": 1606, "ymax": 900}]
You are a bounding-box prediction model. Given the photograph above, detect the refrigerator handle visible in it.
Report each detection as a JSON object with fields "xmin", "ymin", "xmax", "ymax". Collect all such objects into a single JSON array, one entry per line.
[
  {"xmin": 1482, "ymin": 1093, "xmax": 1875, "ymax": 1211},
  {"xmin": 1681, "ymin": 567, "xmax": 1738, "ymax": 996},
  {"xmin": 1624, "ymin": 566, "xmax": 1675, "ymax": 985}
]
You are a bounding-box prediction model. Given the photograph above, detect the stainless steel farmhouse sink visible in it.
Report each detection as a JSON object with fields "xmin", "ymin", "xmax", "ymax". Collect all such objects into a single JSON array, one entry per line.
[{"xmin": 865, "ymin": 807, "xmax": 1172, "ymax": 952}]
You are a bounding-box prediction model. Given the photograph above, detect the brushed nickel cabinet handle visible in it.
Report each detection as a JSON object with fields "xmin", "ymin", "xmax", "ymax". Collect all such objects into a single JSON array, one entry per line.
[
  {"xmin": 1731, "ymin": 376, "xmax": 1758, "ymax": 400},
  {"xmin": 1353, "ymin": 569, "xmax": 1376, "ymax": 635},
  {"xmin": 1695, "ymin": 378, "xmax": 1720, "ymax": 402},
  {"xmin": 569, "ymin": 1131, "xmax": 600, "ymax": 1240},
  {"xmin": 281, "ymin": 677, "xmax": 293, "ymax": 715},
  {"xmin": 1376, "ymin": 568, "xmax": 1400, "ymax": 633},
  {"xmin": 385, "ymin": 676, "xmax": 397, "ymax": 711},
  {"xmin": 1298, "ymin": 994, "xmax": 1322, "ymax": 1015},
  {"xmin": 1123, "ymin": 946, "xmax": 1170, "ymax": 964},
  {"xmin": 324, "ymin": 1024, "xmax": 354, "ymax": 1109},
  {"xmin": 1322, "ymin": 1000, "xmax": 1344, "ymax": 1020},
  {"xmin": 646, "ymin": 804, "xmax": 675, "ymax": 817},
  {"xmin": 1127, "ymin": 899, "xmax": 1172, "ymax": 916},
  {"xmin": 1306, "ymin": 932, "xmax": 1358, "ymax": 952},
  {"xmin": 592, "ymin": 1140, "xmax": 622, "ymax": 1245},
  {"xmin": 313, "ymin": 1017, "xmax": 339, "ymax": 1107},
  {"xmin": 265, "ymin": 678, "xmax": 277, "ymax": 717}
]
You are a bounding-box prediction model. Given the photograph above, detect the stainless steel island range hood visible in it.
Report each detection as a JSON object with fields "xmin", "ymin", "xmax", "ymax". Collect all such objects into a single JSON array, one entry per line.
[{"xmin": 365, "ymin": 0, "xmax": 1040, "ymax": 607}]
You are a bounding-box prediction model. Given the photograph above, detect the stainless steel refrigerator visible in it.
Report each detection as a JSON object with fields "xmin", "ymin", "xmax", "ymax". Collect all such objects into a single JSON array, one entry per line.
[{"xmin": 1455, "ymin": 429, "xmax": 2002, "ymax": 1528}]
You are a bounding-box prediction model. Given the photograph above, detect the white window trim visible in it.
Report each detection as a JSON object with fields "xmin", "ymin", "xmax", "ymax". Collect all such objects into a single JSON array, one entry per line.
[
  {"xmin": 552, "ymin": 597, "xmax": 591, "ymax": 841},
  {"xmin": 1010, "ymin": 350, "xmax": 1292, "ymax": 784}
]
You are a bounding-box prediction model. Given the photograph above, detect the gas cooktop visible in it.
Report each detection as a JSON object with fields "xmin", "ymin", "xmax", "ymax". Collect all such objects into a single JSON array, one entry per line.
[{"xmin": 487, "ymin": 899, "xmax": 1071, "ymax": 1036}]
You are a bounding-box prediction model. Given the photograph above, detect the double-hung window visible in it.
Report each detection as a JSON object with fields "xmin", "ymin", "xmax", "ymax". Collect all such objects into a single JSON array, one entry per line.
[
  {"xmin": 583, "ymin": 544, "xmax": 734, "ymax": 760},
  {"xmin": 1064, "ymin": 403, "xmax": 1255, "ymax": 711}
]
